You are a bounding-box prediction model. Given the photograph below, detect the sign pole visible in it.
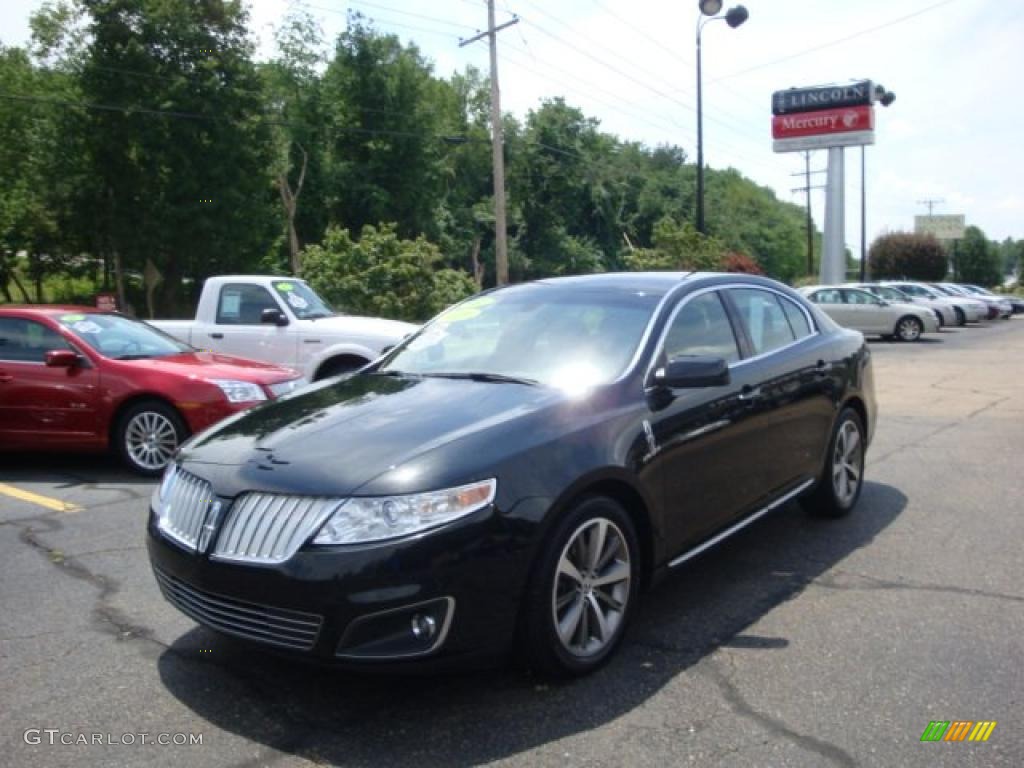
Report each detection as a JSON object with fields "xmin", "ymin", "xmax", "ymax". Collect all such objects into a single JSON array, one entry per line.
[{"xmin": 822, "ymin": 146, "xmax": 846, "ymax": 284}]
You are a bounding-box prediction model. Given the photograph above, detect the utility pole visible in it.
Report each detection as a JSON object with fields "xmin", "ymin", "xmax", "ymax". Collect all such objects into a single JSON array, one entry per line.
[
  {"xmin": 460, "ymin": 4, "xmax": 519, "ymax": 286},
  {"xmin": 860, "ymin": 146, "xmax": 867, "ymax": 282},
  {"xmin": 917, "ymin": 198, "xmax": 944, "ymax": 216},
  {"xmin": 791, "ymin": 152, "xmax": 825, "ymax": 276}
]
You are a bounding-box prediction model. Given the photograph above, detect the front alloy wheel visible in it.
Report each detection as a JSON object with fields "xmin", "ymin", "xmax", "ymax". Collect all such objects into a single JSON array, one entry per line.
[
  {"xmin": 116, "ymin": 401, "xmax": 187, "ymax": 476},
  {"xmin": 553, "ymin": 518, "xmax": 632, "ymax": 658},
  {"xmin": 896, "ymin": 316, "xmax": 923, "ymax": 342},
  {"xmin": 522, "ymin": 496, "xmax": 639, "ymax": 677}
]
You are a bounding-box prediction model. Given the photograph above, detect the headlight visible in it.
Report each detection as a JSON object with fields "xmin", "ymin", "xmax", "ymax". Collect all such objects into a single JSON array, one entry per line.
[
  {"xmin": 312, "ymin": 478, "xmax": 496, "ymax": 545},
  {"xmin": 268, "ymin": 377, "xmax": 306, "ymax": 399},
  {"xmin": 152, "ymin": 463, "xmax": 178, "ymax": 522},
  {"xmin": 211, "ymin": 379, "xmax": 267, "ymax": 403}
]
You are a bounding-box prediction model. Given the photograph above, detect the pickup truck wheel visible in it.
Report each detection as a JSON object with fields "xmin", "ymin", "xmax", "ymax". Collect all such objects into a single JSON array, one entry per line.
[
  {"xmin": 116, "ymin": 400, "xmax": 188, "ymax": 476},
  {"xmin": 315, "ymin": 356, "xmax": 367, "ymax": 381}
]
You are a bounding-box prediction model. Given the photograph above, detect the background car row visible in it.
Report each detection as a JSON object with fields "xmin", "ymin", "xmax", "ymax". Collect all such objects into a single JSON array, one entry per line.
[{"xmin": 798, "ymin": 281, "xmax": 1017, "ymax": 342}]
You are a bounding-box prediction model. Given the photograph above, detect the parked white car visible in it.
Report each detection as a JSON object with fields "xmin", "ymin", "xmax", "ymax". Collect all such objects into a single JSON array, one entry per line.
[
  {"xmin": 880, "ymin": 281, "xmax": 986, "ymax": 325},
  {"xmin": 849, "ymin": 283, "xmax": 953, "ymax": 326},
  {"xmin": 798, "ymin": 285, "xmax": 939, "ymax": 341},
  {"xmin": 152, "ymin": 276, "xmax": 417, "ymax": 381}
]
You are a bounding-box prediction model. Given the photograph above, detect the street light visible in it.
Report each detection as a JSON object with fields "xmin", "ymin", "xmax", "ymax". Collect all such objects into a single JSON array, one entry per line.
[{"xmin": 696, "ymin": 2, "xmax": 748, "ymax": 235}]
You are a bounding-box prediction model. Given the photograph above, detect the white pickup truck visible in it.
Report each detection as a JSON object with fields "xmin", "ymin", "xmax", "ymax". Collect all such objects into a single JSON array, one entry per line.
[{"xmin": 151, "ymin": 275, "xmax": 416, "ymax": 381}]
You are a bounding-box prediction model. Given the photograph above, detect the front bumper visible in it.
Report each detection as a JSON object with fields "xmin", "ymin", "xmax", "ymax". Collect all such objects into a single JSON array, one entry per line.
[{"xmin": 147, "ymin": 503, "xmax": 534, "ymax": 668}]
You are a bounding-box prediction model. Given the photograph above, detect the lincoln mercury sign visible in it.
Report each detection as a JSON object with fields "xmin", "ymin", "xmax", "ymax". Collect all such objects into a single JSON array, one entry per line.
[
  {"xmin": 772, "ymin": 80, "xmax": 873, "ymax": 115},
  {"xmin": 771, "ymin": 83, "xmax": 877, "ymax": 154}
]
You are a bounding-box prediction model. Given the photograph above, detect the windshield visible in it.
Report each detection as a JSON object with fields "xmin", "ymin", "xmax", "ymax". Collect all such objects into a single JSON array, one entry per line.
[
  {"xmin": 895, "ymin": 284, "xmax": 936, "ymax": 299},
  {"xmin": 378, "ymin": 284, "xmax": 660, "ymax": 389},
  {"xmin": 928, "ymin": 284, "xmax": 955, "ymax": 296},
  {"xmin": 269, "ymin": 280, "xmax": 334, "ymax": 319},
  {"xmin": 874, "ymin": 286, "xmax": 909, "ymax": 301},
  {"xmin": 56, "ymin": 313, "xmax": 192, "ymax": 359}
]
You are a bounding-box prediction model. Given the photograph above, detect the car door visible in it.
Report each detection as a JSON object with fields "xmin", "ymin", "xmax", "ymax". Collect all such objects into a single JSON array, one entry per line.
[
  {"xmin": 0, "ymin": 317, "xmax": 100, "ymax": 446},
  {"xmin": 644, "ymin": 289, "xmax": 763, "ymax": 549},
  {"xmin": 209, "ymin": 283, "xmax": 297, "ymax": 364},
  {"xmin": 723, "ymin": 287, "xmax": 836, "ymax": 498},
  {"xmin": 841, "ymin": 288, "xmax": 889, "ymax": 333}
]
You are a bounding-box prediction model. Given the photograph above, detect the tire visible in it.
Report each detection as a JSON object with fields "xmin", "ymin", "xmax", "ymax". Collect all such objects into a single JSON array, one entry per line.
[
  {"xmin": 314, "ymin": 356, "xmax": 367, "ymax": 381},
  {"xmin": 521, "ymin": 496, "xmax": 640, "ymax": 678},
  {"xmin": 895, "ymin": 315, "xmax": 923, "ymax": 342},
  {"xmin": 953, "ymin": 306, "xmax": 966, "ymax": 326},
  {"xmin": 115, "ymin": 400, "xmax": 188, "ymax": 476},
  {"xmin": 803, "ymin": 407, "xmax": 865, "ymax": 519}
]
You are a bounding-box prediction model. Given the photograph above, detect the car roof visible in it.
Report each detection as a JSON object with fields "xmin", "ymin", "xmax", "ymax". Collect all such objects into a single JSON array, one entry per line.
[
  {"xmin": 531, "ymin": 271, "xmax": 794, "ymax": 298},
  {"xmin": 0, "ymin": 305, "xmax": 107, "ymax": 317}
]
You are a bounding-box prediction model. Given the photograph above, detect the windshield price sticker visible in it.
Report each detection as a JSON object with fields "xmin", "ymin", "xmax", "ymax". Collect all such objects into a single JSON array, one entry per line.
[
  {"xmin": 60, "ymin": 314, "xmax": 87, "ymax": 324},
  {"xmin": 274, "ymin": 282, "xmax": 295, "ymax": 292},
  {"xmin": 72, "ymin": 320, "xmax": 103, "ymax": 334},
  {"xmin": 286, "ymin": 293, "xmax": 308, "ymax": 309},
  {"xmin": 441, "ymin": 296, "xmax": 495, "ymax": 323}
]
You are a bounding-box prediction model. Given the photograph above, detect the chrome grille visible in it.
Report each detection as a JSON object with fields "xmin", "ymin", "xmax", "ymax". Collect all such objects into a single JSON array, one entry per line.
[
  {"xmin": 157, "ymin": 468, "xmax": 214, "ymax": 551},
  {"xmin": 153, "ymin": 567, "xmax": 322, "ymax": 650},
  {"xmin": 212, "ymin": 494, "xmax": 338, "ymax": 564}
]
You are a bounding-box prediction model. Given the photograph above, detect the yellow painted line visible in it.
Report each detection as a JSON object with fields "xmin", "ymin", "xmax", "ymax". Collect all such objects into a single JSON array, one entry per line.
[{"xmin": 0, "ymin": 483, "xmax": 82, "ymax": 514}]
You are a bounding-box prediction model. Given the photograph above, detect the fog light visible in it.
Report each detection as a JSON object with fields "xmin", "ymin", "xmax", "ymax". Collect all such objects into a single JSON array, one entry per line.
[{"xmin": 410, "ymin": 613, "xmax": 437, "ymax": 640}]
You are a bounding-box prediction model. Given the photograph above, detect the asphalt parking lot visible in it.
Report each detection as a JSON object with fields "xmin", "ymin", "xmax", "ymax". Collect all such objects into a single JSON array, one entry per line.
[{"xmin": 2, "ymin": 318, "xmax": 1022, "ymax": 768}]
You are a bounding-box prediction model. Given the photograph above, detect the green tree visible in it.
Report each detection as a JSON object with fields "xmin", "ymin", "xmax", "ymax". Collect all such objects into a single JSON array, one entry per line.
[
  {"xmin": 954, "ymin": 226, "xmax": 1002, "ymax": 286},
  {"xmin": 622, "ymin": 217, "xmax": 727, "ymax": 271},
  {"xmin": 76, "ymin": 0, "xmax": 276, "ymax": 315},
  {"xmin": 301, "ymin": 223, "xmax": 476, "ymax": 322},
  {"xmin": 321, "ymin": 16, "xmax": 444, "ymax": 241},
  {"xmin": 868, "ymin": 232, "xmax": 948, "ymax": 281}
]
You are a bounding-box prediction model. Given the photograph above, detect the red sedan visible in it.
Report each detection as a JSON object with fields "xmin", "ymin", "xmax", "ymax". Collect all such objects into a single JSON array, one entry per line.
[{"xmin": 0, "ymin": 306, "xmax": 305, "ymax": 475}]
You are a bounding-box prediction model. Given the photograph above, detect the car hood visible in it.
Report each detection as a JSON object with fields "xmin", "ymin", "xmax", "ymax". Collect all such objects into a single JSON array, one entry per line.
[
  {"xmin": 303, "ymin": 314, "xmax": 418, "ymax": 342},
  {"xmin": 111, "ymin": 352, "xmax": 300, "ymax": 384},
  {"xmin": 179, "ymin": 373, "xmax": 568, "ymax": 496}
]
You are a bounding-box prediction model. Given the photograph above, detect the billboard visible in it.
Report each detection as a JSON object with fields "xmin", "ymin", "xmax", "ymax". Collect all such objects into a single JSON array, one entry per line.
[{"xmin": 915, "ymin": 214, "xmax": 965, "ymax": 241}]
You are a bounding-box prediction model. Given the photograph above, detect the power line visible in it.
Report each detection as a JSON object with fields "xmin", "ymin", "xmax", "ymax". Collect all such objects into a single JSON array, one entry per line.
[
  {"xmin": 713, "ymin": 0, "xmax": 961, "ymax": 82},
  {"xmin": 344, "ymin": 0, "xmax": 479, "ymax": 31}
]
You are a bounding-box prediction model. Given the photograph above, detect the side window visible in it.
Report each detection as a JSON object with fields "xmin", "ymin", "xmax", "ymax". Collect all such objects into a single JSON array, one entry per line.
[
  {"xmin": 0, "ymin": 318, "xmax": 71, "ymax": 362},
  {"xmin": 812, "ymin": 289, "xmax": 843, "ymax": 304},
  {"xmin": 842, "ymin": 289, "xmax": 874, "ymax": 305},
  {"xmin": 728, "ymin": 288, "xmax": 797, "ymax": 356},
  {"xmin": 216, "ymin": 284, "xmax": 281, "ymax": 325},
  {"xmin": 663, "ymin": 291, "xmax": 740, "ymax": 363},
  {"xmin": 779, "ymin": 295, "xmax": 813, "ymax": 339}
]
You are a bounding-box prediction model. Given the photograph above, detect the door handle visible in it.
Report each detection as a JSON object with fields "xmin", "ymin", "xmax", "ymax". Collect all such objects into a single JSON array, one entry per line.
[
  {"xmin": 0, "ymin": 373, "xmax": 12, "ymax": 383},
  {"xmin": 209, "ymin": 333, "xmax": 224, "ymax": 339},
  {"xmin": 738, "ymin": 386, "xmax": 761, "ymax": 402}
]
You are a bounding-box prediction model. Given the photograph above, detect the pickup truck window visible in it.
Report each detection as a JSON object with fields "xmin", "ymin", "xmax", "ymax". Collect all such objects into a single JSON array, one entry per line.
[
  {"xmin": 217, "ymin": 284, "xmax": 282, "ymax": 325},
  {"xmin": 270, "ymin": 280, "xmax": 334, "ymax": 320}
]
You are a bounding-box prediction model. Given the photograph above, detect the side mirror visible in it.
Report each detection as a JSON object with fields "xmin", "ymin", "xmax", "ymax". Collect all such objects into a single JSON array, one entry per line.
[
  {"xmin": 261, "ymin": 308, "xmax": 289, "ymax": 326},
  {"xmin": 654, "ymin": 356, "xmax": 730, "ymax": 389},
  {"xmin": 45, "ymin": 349, "xmax": 79, "ymax": 368}
]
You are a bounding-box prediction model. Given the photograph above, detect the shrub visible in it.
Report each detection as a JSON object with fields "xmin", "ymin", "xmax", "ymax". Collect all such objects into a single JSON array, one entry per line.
[
  {"xmin": 868, "ymin": 232, "xmax": 947, "ymax": 281},
  {"xmin": 301, "ymin": 224, "xmax": 477, "ymax": 323},
  {"xmin": 722, "ymin": 251, "xmax": 764, "ymax": 275}
]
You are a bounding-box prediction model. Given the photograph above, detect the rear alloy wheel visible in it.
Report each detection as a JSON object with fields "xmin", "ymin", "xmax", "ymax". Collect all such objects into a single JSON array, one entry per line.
[
  {"xmin": 116, "ymin": 400, "xmax": 187, "ymax": 476},
  {"xmin": 804, "ymin": 407, "xmax": 865, "ymax": 518},
  {"xmin": 895, "ymin": 316, "xmax": 923, "ymax": 342},
  {"xmin": 522, "ymin": 496, "xmax": 639, "ymax": 677}
]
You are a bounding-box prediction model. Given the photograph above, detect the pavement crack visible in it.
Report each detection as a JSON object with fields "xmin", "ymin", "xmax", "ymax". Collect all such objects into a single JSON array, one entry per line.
[
  {"xmin": 13, "ymin": 516, "xmax": 168, "ymax": 652},
  {"xmin": 702, "ymin": 655, "xmax": 857, "ymax": 768},
  {"xmin": 810, "ymin": 569, "xmax": 1024, "ymax": 604}
]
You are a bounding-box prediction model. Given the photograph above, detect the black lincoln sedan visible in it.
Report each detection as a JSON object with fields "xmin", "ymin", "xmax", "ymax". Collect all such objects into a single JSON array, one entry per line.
[{"xmin": 147, "ymin": 272, "xmax": 875, "ymax": 677}]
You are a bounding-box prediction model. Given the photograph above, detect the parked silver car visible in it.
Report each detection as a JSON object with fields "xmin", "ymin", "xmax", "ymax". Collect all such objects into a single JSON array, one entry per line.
[
  {"xmin": 799, "ymin": 285, "xmax": 939, "ymax": 341},
  {"xmin": 880, "ymin": 281, "xmax": 986, "ymax": 325},
  {"xmin": 849, "ymin": 283, "xmax": 953, "ymax": 327},
  {"xmin": 935, "ymin": 283, "xmax": 1012, "ymax": 319}
]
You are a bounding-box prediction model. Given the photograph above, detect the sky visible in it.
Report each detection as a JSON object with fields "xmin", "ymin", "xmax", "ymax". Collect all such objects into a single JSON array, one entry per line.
[{"xmin": 2, "ymin": 0, "xmax": 1023, "ymax": 253}]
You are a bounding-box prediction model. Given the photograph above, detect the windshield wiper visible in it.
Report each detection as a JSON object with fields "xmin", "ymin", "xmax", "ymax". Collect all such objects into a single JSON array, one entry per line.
[{"xmin": 420, "ymin": 371, "xmax": 539, "ymax": 386}]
